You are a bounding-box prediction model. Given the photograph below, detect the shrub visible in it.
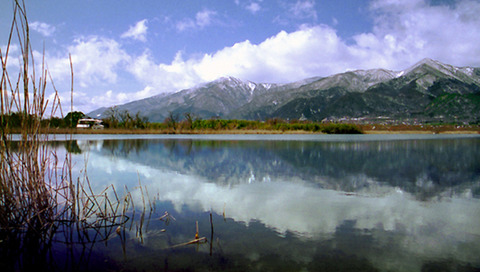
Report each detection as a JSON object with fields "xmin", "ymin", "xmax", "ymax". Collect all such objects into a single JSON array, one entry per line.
[{"xmin": 321, "ymin": 123, "xmax": 363, "ymax": 134}]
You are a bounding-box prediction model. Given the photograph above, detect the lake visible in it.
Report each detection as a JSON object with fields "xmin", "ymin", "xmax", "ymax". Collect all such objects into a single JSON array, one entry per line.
[{"xmin": 20, "ymin": 134, "xmax": 480, "ymax": 271}]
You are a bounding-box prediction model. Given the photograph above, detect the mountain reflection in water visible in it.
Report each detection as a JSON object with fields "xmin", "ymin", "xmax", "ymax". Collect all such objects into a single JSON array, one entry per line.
[{"xmin": 51, "ymin": 135, "xmax": 480, "ymax": 271}]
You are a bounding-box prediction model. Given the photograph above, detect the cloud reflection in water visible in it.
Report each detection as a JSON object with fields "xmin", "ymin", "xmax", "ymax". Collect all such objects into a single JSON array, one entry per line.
[{"xmin": 68, "ymin": 136, "xmax": 480, "ymax": 271}]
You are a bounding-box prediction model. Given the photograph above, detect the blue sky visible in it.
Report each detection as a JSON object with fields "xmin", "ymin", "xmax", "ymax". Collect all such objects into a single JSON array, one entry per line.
[{"xmin": 1, "ymin": 0, "xmax": 479, "ymax": 114}]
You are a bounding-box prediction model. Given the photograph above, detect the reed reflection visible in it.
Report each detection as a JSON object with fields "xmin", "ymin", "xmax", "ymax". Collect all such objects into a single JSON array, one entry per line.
[{"xmin": 51, "ymin": 136, "xmax": 480, "ymax": 271}]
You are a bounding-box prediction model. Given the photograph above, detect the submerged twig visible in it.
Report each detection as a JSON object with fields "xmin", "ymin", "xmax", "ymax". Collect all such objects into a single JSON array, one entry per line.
[{"xmin": 170, "ymin": 237, "xmax": 208, "ymax": 248}]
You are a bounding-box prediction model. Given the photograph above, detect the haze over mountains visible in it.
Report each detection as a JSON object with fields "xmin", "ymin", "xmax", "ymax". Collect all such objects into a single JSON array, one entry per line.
[{"xmin": 89, "ymin": 59, "xmax": 480, "ymax": 124}]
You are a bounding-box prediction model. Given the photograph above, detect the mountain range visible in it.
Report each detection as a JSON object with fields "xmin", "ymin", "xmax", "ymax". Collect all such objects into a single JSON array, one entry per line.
[{"xmin": 88, "ymin": 58, "xmax": 480, "ymax": 124}]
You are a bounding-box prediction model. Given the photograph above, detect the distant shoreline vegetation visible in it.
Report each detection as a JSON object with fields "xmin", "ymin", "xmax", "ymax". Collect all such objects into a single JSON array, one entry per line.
[
  {"xmin": 1, "ymin": 111, "xmax": 363, "ymax": 134},
  {"xmin": 3, "ymin": 110, "xmax": 480, "ymax": 134},
  {"xmin": 165, "ymin": 118, "xmax": 364, "ymax": 134}
]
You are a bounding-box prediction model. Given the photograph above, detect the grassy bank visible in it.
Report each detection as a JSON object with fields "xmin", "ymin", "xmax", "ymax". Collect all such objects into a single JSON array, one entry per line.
[
  {"xmin": 360, "ymin": 124, "xmax": 480, "ymax": 134},
  {"xmin": 7, "ymin": 121, "xmax": 365, "ymax": 134},
  {"xmin": 30, "ymin": 123, "xmax": 480, "ymax": 135}
]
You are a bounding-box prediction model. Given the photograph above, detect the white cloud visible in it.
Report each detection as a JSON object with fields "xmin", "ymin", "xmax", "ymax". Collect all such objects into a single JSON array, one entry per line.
[
  {"xmin": 125, "ymin": 25, "xmax": 359, "ymax": 87},
  {"xmin": 176, "ymin": 9, "xmax": 217, "ymax": 31},
  {"xmin": 193, "ymin": 26, "xmax": 351, "ymax": 82},
  {"xmin": 349, "ymin": 0, "xmax": 480, "ymax": 69},
  {"xmin": 39, "ymin": 36, "xmax": 133, "ymax": 113},
  {"xmin": 121, "ymin": 19, "xmax": 148, "ymax": 42},
  {"xmin": 246, "ymin": 2, "xmax": 261, "ymax": 14},
  {"xmin": 289, "ymin": 0, "xmax": 317, "ymax": 20},
  {"xmin": 29, "ymin": 21, "xmax": 55, "ymax": 37},
  {"xmin": 196, "ymin": 9, "xmax": 216, "ymax": 27},
  {"xmin": 332, "ymin": 17, "xmax": 338, "ymax": 26},
  {"xmin": 39, "ymin": 0, "xmax": 480, "ymax": 113},
  {"xmin": 0, "ymin": 43, "xmax": 20, "ymax": 70},
  {"xmin": 50, "ymin": 85, "xmax": 153, "ymax": 115},
  {"xmin": 82, "ymin": 89, "xmax": 128, "ymax": 107},
  {"xmin": 176, "ymin": 19, "xmax": 196, "ymax": 32},
  {"xmin": 273, "ymin": 0, "xmax": 318, "ymax": 26},
  {"xmin": 68, "ymin": 37, "xmax": 130, "ymax": 87},
  {"xmin": 140, "ymin": 0, "xmax": 480, "ymax": 91},
  {"xmin": 128, "ymin": 50, "xmax": 202, "ymax": 92},
  {"xmin": 47, "ymin": 36, "xmax": 130, "ymax": 88}
]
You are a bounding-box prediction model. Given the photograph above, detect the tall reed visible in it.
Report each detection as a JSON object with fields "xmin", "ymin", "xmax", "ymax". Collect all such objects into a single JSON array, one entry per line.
[
  {"xmin": 0, "ymin": 1, "xmax": 148, "ymax": 270},
  {"xmin": 0, "ymin": 0, "xmax": 54, "ymax": 236}
]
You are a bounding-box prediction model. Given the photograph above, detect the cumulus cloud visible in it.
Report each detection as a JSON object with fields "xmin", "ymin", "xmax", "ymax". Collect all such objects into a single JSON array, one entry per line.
[
  {"xmin": 47, "ymin": 36, "xmax": 130, "ymax": 88},
  {"xmin": 36, "ymin": 37, "xmax": 131, "ymax": 113},
  {"xmin": 141, "ymin": 0, "xmax": 480, "ymax": 90},
  {"xmin": 0, "ymin": 43, "xmax": 20, "ymax": 70},
  {"xmin": 29, "ymin": 21, "xmax": 55, "ymax": 37},
  {"xmin": 124, "ymin": 26, "xmax": 343, "ymax": 93},
  {"xmin": 38, "ymin": 0, "xmax": 480, "ymax": 113},
  {"xmin": 68, "ymin": 37, "xmax": 130, "ymax": 87},
  {"xmin": 123, "ymin": 24, "xmax": 370, "ymax": 88},
  {"xmin": 128, "ymin": 50, "xmax": 202, "ymax": 92},
  {"xmin": 193, "ymin": 26, "xmax": 350, "ymax": 82},
  {"xmin": 49, "ymin": 87, "xmax": 150, "ymax": 115},
  {"xmin": 361, "ymin": 0, "xmax": 480, "ymax": 67},
  {"xmin": 121, "ymin": 19, "xmax": 148, "ymax": 42}
]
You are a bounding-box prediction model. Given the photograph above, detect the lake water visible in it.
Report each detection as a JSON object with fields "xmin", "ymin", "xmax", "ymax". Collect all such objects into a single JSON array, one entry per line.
[{"xmin": 29, "ymin": 134, "xmax": 480, "ymax": 271}]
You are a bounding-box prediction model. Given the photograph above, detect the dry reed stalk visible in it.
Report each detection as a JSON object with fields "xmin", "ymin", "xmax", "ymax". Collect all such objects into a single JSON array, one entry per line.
[
  {"xmin": 1, "ymin": 0, "xmax": 52, "ymax": 234},
  {"xmin": 170, "ymin": 237, "xmax": 207, "ymax": 248},
  {"xmin": 1, "ymin": 1, "xmax": 153, "ymax": 269}
]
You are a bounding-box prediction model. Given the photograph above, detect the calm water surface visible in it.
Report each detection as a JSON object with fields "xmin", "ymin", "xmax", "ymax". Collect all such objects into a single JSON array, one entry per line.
[{"xmin": 47, "ymin": 134, "xmax": 480, "ymax": 271}]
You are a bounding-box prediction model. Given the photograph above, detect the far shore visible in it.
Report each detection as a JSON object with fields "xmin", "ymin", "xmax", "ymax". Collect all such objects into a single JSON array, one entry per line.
[
  {"xmin": 29, "ymin": 126, "xmax": 480, "ymax": 135},
  {"xmin": 364, "ymin": 130, "xmax": 479, "ymax": 134}
]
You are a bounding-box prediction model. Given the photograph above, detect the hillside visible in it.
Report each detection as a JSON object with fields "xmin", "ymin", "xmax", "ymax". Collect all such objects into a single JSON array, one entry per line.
[{"xmin": 89, "ymin": 59, "xmax": 480, "ymax": 124}]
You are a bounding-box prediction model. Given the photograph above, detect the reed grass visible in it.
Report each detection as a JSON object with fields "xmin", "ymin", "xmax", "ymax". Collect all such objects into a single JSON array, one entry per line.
[{"xmin": 0, "ymin": 1, "xmax": 151, "ymax": 269}]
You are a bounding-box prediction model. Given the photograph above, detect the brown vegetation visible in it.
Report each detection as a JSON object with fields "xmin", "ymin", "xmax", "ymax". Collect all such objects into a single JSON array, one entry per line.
[
  {"xmin": 0, "ymin": 1, "xmax": 152, "ymax": 270},
  {"xmin": 360, "ymin": 124, "xmax": 480, "ymax": 134},
  {"xmin": 37, "ymin": 123, "xmax": 480, "ymax": 135}
]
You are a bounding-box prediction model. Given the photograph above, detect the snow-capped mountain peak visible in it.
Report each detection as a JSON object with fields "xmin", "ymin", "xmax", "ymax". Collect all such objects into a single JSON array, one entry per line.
[{"xmin": 88, "ymin": 59, "xmax": 480, "ymax": 124}]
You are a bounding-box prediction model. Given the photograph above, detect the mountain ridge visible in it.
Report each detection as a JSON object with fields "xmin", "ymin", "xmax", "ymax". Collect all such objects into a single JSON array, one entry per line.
[{"xmin": 89, "ymin": 59, "xmax": 480, "ymax": 124}]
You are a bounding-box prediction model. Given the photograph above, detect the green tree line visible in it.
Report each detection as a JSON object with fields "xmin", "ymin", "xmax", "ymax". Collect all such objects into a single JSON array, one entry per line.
[
  {"xmin": 187, "ymin": 118, "xmax": 363, "ymax": 134},
  {"xmin": 1, "ymin": 110, "xmax": 363, "ymax": 134},
  {"xmin": 1, "ymin": 111, "xmax": 84, "ymax": 129},
  {"xmin": 161, "ymin": 112, "xmax": 363, "ymax": 134}
]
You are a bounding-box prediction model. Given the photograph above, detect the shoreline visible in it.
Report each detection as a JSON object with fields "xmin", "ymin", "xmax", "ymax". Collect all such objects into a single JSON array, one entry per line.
[
  {"xmin": 364, "ymin": 130, "xmax": 479, "ymax": 134},
  {"xmin": 26, "ymin": 127, "xmax": 480, "ymax": 135}
]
